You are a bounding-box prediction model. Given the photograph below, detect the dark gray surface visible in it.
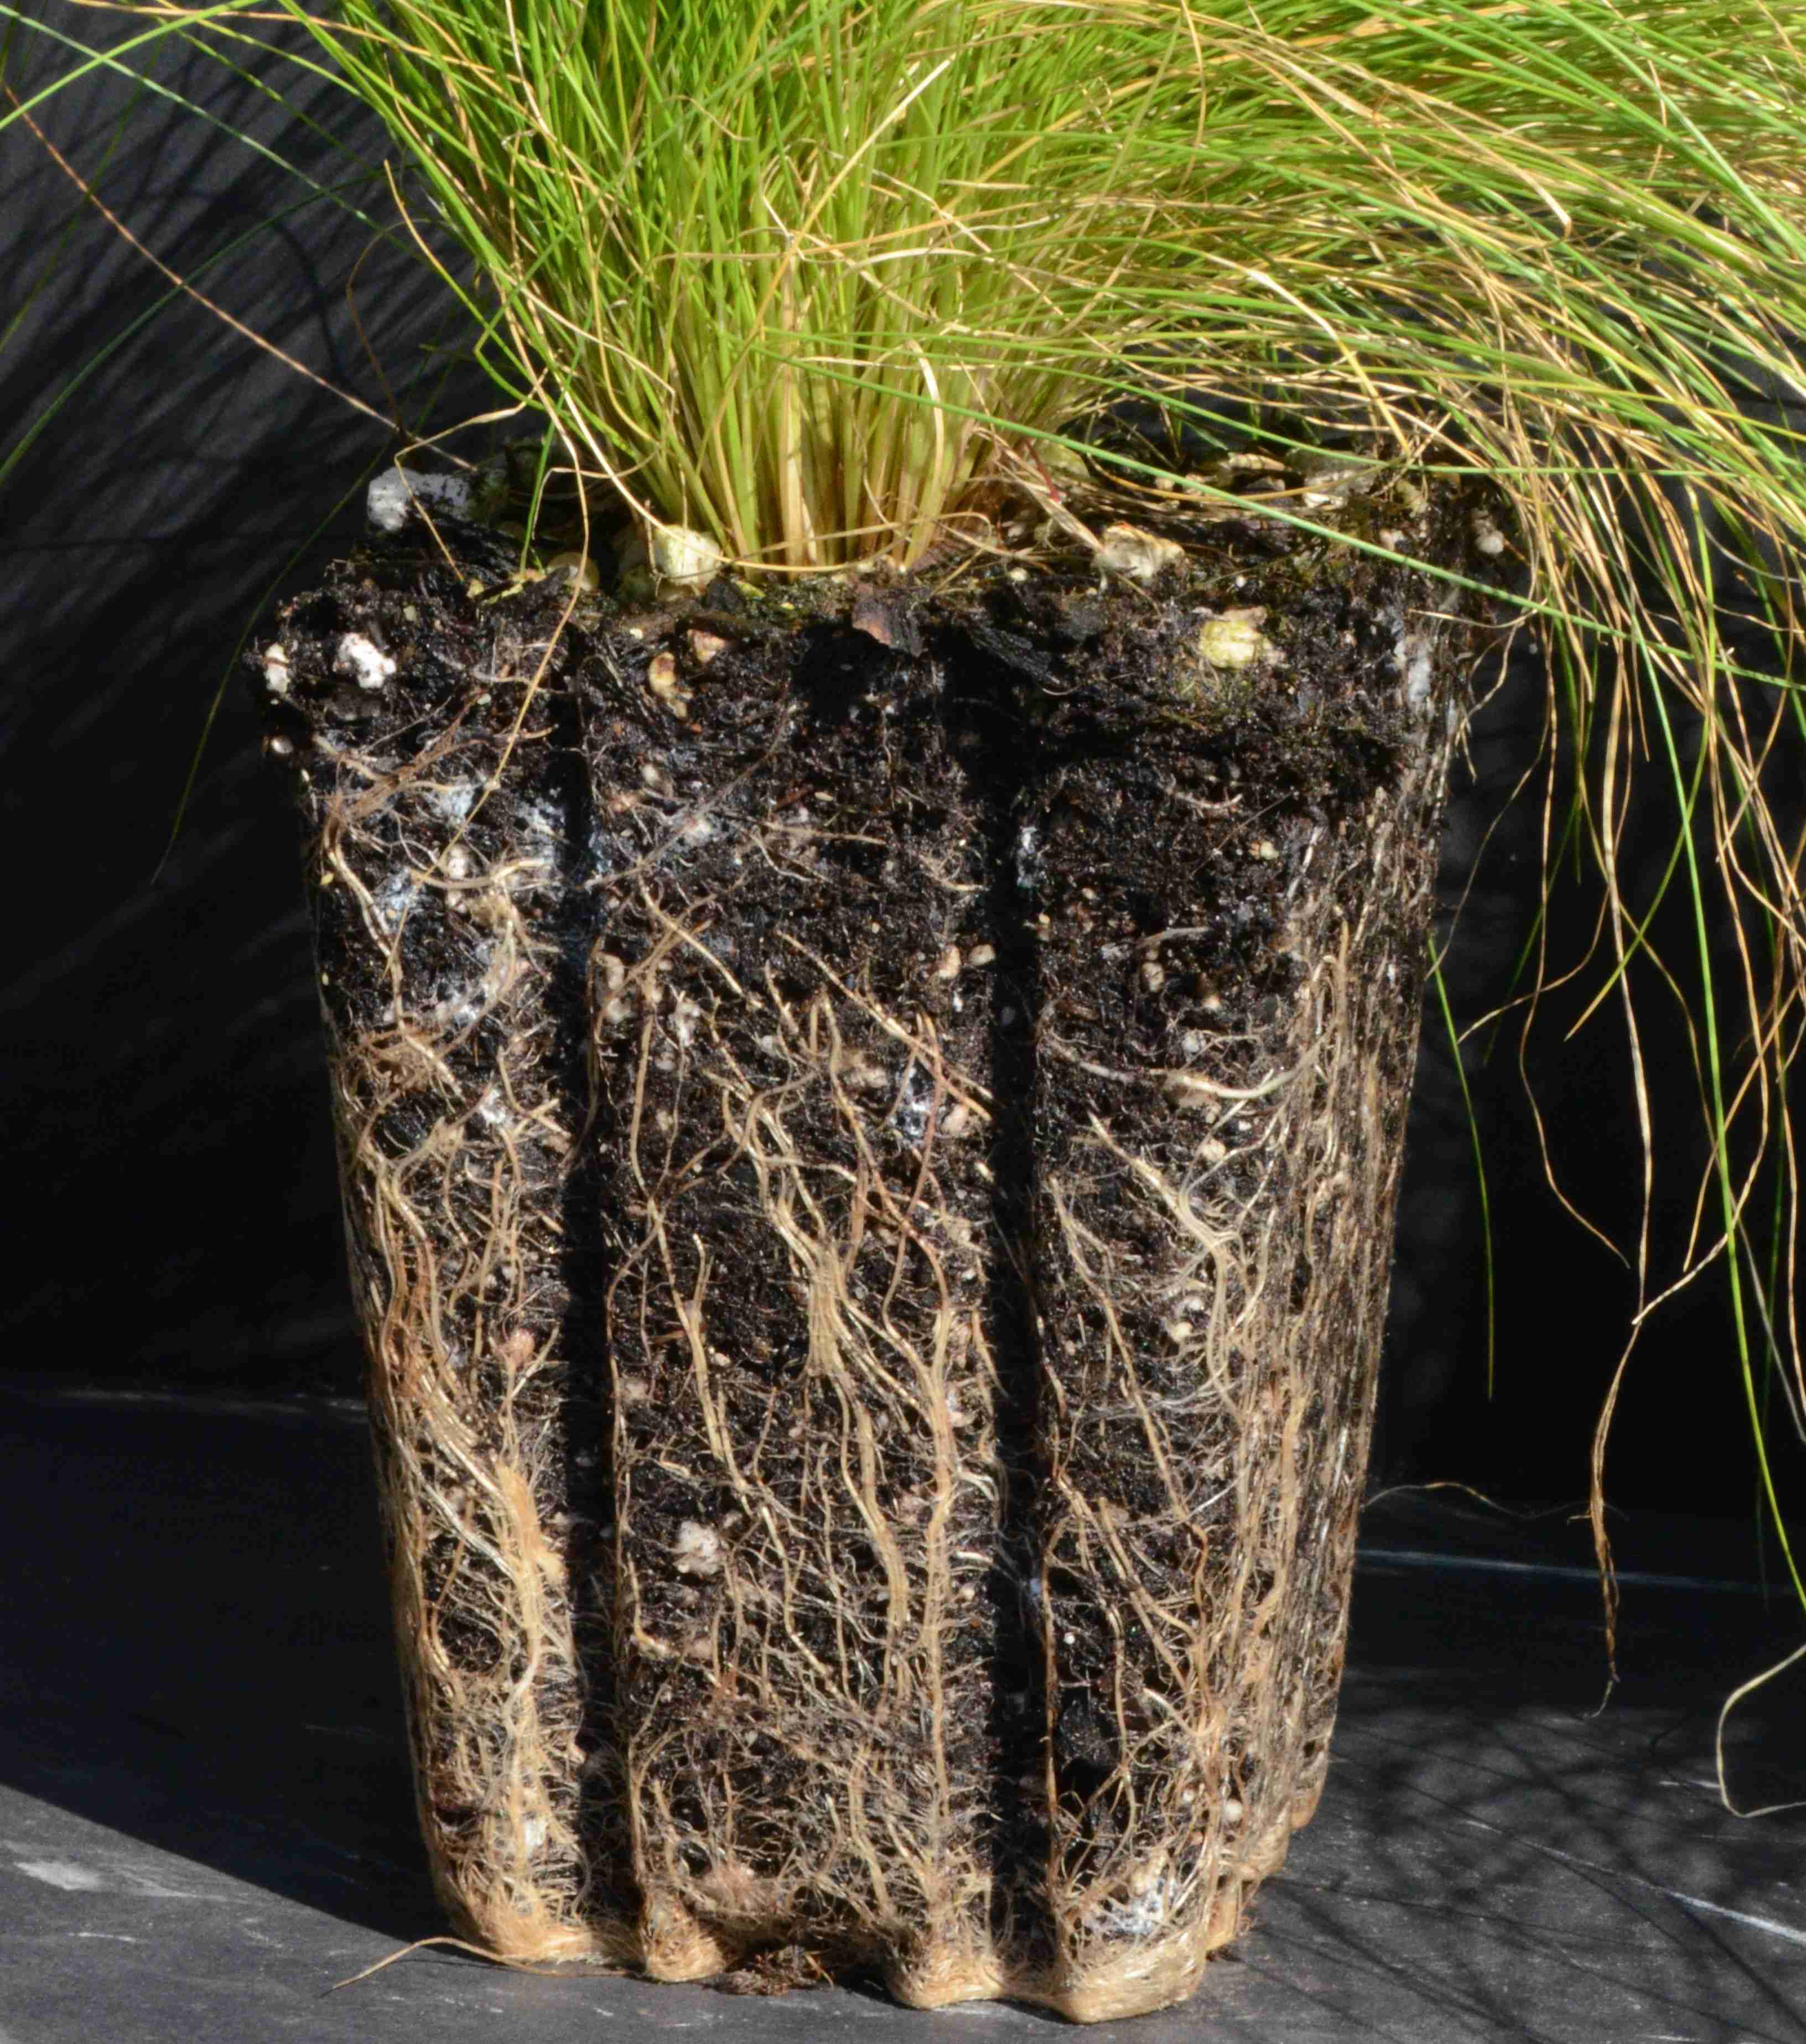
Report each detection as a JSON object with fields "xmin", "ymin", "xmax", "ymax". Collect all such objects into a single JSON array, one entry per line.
[{"xmin": 1, "ymin": 1379, "xmax": 1802, "ymax": 2041}]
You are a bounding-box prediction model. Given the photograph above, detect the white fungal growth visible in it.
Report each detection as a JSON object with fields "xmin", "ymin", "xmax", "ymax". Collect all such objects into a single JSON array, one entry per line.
[
  {"xmin": 673, "ymin": 1520, "xmax": 725, "ymax": 1578},
  {"xmin": 1014, "ymin": 820, "xmax": 1045, "ymax": 892},
  {"xmin": 1086, "ymin": 1870, "xmax": 1175, "ymax": 1942},
  {"xmin": 889, "ymin": 1064, "xmax": 937, "ymax": 1144},
  {"xmin": 372, "ymin": 870, "xmax": 419, "ymax": 934},
  {"xmin": 1398, "ymin": 628, "xmax": 1435, "ymax": 712},
  {"xmin": 1298, "ymin": 454, "xmax": 1374, "ymax": 507},
  {"xmin": 426, "ymin": 782, "xmax": 478, "ymax": 823},
  {"xmin": 334, "ymin": 632, "xmax": 397, "ymax": 693}
]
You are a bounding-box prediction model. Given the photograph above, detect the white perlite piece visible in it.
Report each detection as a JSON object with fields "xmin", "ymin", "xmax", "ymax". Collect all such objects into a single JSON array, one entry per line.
[
  {"xmin": 366, "ymin": 464, "xmax": 479, "ymax": 534},
  {"xmin": 1197, "ymin": 608, "xmax": 1272, "ymax": 669},
  {"xmin": 334, "ymin": 632, "xmax": 397, "ymax": 692},
  {"xmin": 261, "ymin": 643, "xmax": 290, "ymax": 695},
  {"xmin": 649, "ymin": 523, "xmax": 723, "ymax": 592},
  {"xmin": 673, "ymin": 1520, "xmax": 725, "ymax": 1578},
  {"xmin": 545, "ymin": 550, "xmax": 601, "ymax": 594},
  {"xmin": 1097, "ymin": 522, "xmax": 1187, "ymax": 582},
  {"xmin": 646, "ymin": 651, "xmax": 688, "ymax": 717},
  {"xmin": 1471, "ymin": 509, "xmax": 1508, "ymax": 557}
]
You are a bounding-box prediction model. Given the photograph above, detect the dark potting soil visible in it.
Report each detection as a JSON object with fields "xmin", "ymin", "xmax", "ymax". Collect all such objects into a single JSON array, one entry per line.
[{"xmin": 257, "ymin": 475, "xmax": 1495, "ymax": 2000}]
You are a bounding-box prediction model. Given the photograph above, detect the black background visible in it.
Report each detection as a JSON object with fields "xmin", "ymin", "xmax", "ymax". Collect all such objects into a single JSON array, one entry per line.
[{"xmin": 4, "ymin": 3, "xmax": 1795, "ymax": 1521}]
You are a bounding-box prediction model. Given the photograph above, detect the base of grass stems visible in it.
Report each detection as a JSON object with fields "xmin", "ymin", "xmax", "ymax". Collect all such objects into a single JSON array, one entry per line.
[{"xmin": 263, "ymin": 487, "xmax": 1478, "ymax": 2021}]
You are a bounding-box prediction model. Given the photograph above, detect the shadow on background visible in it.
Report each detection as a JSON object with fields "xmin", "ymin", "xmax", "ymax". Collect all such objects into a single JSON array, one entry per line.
[
  {"xmin": 0, "ymin": 1380, "xmax": 433, "ymax": 1941},
  {"xmin": 2, "ymin": 6, "xmax": 491, "ymax": 1392},
  {"xmin": 1290, "ymin": 1496, "xmax": 1806, "ymax": 2043},
  {"xmin": 1, "ymin": 1381, "xmax": 1801, "ymax": 2042}
]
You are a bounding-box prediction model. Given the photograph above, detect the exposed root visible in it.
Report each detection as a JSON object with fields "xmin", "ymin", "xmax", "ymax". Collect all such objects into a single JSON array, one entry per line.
[{"xmin": 267, "ymin": 490, "xmax": 1477, "ymax": 2019}]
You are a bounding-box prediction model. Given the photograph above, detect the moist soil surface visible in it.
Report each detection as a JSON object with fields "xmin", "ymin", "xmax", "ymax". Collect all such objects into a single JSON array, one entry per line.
[{"xmin": 258, "ymin": 476, "xmax": 1494, "ymax": 2015}]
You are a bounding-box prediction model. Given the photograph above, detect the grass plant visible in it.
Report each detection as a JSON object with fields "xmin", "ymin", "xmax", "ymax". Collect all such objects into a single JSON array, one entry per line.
[{"xmin": 9, "ymin": 0, "xmax": 1806, "ymax": 1630}]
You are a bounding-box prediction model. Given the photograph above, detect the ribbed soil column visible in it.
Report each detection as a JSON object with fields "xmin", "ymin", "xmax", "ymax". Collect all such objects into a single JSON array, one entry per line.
[
  {"xmin": 273, "ymin": 558, "xmax": 633, "ymax": 1960},
  {"xmin": 578, "ymin": 625, "xmax": 1013, "ymax": 1995},
  {"xmin": 1016, "ymin": 550, "xmax": 1466, "ymax": 2021}
]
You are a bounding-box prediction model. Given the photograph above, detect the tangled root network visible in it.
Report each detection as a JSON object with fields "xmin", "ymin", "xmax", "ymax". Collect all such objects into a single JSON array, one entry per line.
[{"xmin": 270, "ymin": 495, "xmax": 1471, "ymax": 2020}]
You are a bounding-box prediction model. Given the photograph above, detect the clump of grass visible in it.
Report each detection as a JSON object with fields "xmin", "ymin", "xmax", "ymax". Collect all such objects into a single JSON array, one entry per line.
[
  {"xmin": 265, "ymin": 2, "xmax": 1806, "ymax": 559},
  {"xmin": 10, "ymin": 0, "xmax": 1806, "ymax": 1606},
  {"xmin": 288, "ymin": 0, "xmax": 1806, "ymax": 1602}
]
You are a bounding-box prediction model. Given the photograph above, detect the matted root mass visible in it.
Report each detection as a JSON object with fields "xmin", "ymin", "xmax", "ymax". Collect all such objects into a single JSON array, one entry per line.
[
  {"xmin": 1021, "ymin": 609, "xmax": 1458, "ymax": 2014},
  {"xmin": 263, "ymin": 490, "xmax": 1477, "ymax": 2020}
]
